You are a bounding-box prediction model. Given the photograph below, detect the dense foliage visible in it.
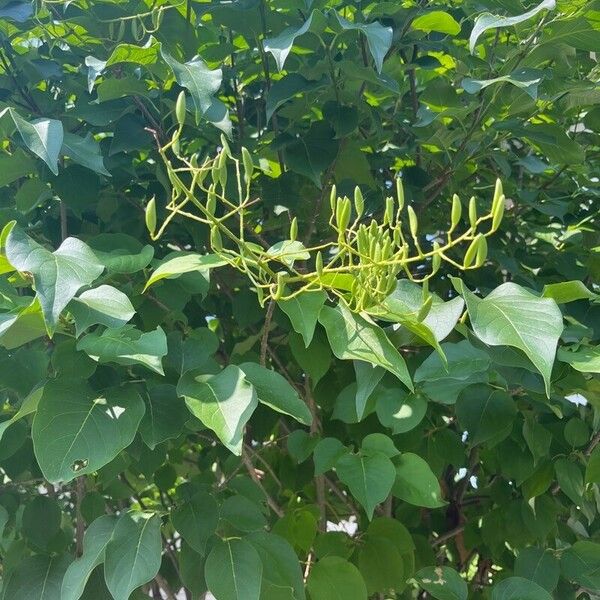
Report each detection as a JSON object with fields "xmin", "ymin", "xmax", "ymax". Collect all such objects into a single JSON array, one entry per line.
[{"xmin": 0, "ymin": 0, "xmax": 599, "ymax": 598}]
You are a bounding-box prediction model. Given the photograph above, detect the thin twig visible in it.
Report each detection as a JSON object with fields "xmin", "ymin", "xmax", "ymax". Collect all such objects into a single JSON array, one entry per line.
[
  {"xmin": 241, "ymin": 448, "xmax": 284, "ymax": 517},
  {"xmin": 260, "ymin": 300, "xmax": 275, "ymax": 367}
]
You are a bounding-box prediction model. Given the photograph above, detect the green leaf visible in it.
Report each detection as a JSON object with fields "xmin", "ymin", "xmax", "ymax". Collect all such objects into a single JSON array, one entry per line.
[
  {"xmin": 172, "ymin": 492, "xmax": 219, "ymax": 554},
  {"xmin": 239, "ymin": 362, "xmax": 312, "ymax": 425},
  {"xmin": 61, "ymin": 515, "xmax": 118, "ymax": 600},
  {"xmin": 264, "ymin": 11, "xmax": 317, "ymax": 71},
  {"xmin": 266, "ymin": 74, "xmax": 328, "ymax": 122},
  {"xmin": 354, "ymin": 361, "xmax": 385, "ymax": 421},
  {"xmin": 77, "ymin": 325, "xmax": 168, "ymax": 374},
  {"xmin": 0, "ymin": 297, "xmax": 46, "ymax": 349},
  {"xmin": 62, "ymin": 132, "xmax": 110, "ymax": 176},
  {"xmin": 375, "ymin": 388, "xmax": 427, "ymax": 434},
  {"xmin": 414, "ymin": 340, "xmax": 490, "ymax": 405},
  {"xmin": 359, "ymin": 535, "xmax": 405, "ymax": 595},
  {"xmin": 278, "ymin": 290, "xmax": 327, "ymax": 347},
  {"xmin": 313, "ymin": 437, "xmax": 348, "ymax": 475},
  {"xmin": 554, "ymin": 458, "xmax": 584, "ymax": 505},
  {"xmin": 32, "ymin": 379, "xmax": 144, "ymax": 483},
  {"xmin": 462, "ymin": 69, "xmax": 545, "ymax": 100},
  {"xmin": 205, "ymin": 538, "xmax": 263, "ymax": 600},
  {"xmin": 490, "ymin": 577, "xmax": 552, "ymax": 600},
  {"xmin": 247, "ymin": 531, "xmax": 306, "ymax": 600},
  {"xmin": 335, "ymin": 451, "xmax": 395, "ymax": 519},
  {"xmin": 557, "ymin": 346, "xmax": 600, "ymax": 373},
  {"xmin": 456, "ymin": 384, "xmax": 516, "ymax": 446},
  {"xmin": 414, "ymin": 566, "xmax": 467, "ymax": 600},
  {"xmin": 0, "ymin": 108, "xmax": 64, "ymax": 174},
  {"xmin": 69, "ymin": 285, "xmax": 135, "ymax": 336},
  {"xmin": 5, "ymin": 225, "xmax": 104, "ymax": 334},
  {"xmin": 161, "ymin": 48, "xmax": 231, "ymax": 133},
  {"xmin": 144, "ymin": 252, "xmax": 226, "ymax": 291},
  {"xmin": 392, "ymin": 453, "xmax": 446, "ymax": 508},
  {"xmin": 104, "ymin": 512, "xmax": 162, "ymax": 600},
  {"xmin": 88, "ymin": 234, "xmax": 154, "ymax": 274},
  {"xmin": 287, "ymin": 429, "xmax": 319, "ymax": 463},
  {"xmin": 514, "ymin": 548, "xmax": 559, "ymax": 592},
  {"xmin": 221, "ymin": 495, "xmax": 267, "ymax": 532},
  {"xmin": 412, "ymin": 11, "xmax": 461, "ymax": 35},
  {"xmin": 585, "ymin": 445, "xmax": 600, "ymax": 484},
  {"xmin": 561, "ymin": 541, "xmax": 600, "ymax": 589},
  {"xmin": 22, "ymin": 496, "xmax": 61, "ymax": 551},
  {"xmin": 361, "ymin": 433, "xmax": 399, "ymax": 458},
  {"xmin": 319, "ymin": 303, "xmax": 413, "ymax": 391},
  {"xmin": 542, "ymin": 280, "xmax": 598, "ymax": 303},
  {"xmin": 177, "ymin": 365, "xmax": 258, "ymax": 454},
  {"xmin": 139, "ymin": 384, "xmax": 190, "ymax": 449},
  {"xmin": 2, "ymin": 555, "xmax": 71, "ymax": 600},
  {"xmin": 266, "ymin": 240, "xmax": 310, "ymax": 268},
  {"xmin": 306, "ymin": 556, "xmax": 367, "ymax": 600},
  {"xmin": 105, "ymin": 40, "xmax": 160, "ymax": 67},
  {"xmin": 469, "ymin": 0, "xmax": 556, "ymax": 53},
  {"xmin": 524, "ymin": 123, "xmax": 585, "ymax": 165},
  {"xmin": 334, "ymin": 14, "xmax": 392, "ymax": 73},
  {"xmin": 453, "ymin": 280, "xmax": 562, "ymax": 395}
]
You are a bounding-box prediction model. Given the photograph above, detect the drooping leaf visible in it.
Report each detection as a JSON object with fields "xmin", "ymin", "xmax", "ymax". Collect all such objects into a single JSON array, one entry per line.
[
  {"xmin": 239, "ymin": 362, "xmax": 312, "ymax": 425},
  {"xmin": 453, "ymin": 279, "xmax": 562, "ymax": 395},
  {"xmin": 335, "ymin": 451, "xmax": 395, "ymax": 519},
  {"xmin": 5, "ymin": 225, "xmax": 104, "ymax": 334},
  {"xmin": 462, "ymin": 69, "xmax": 545, "ymax": 100},
  {"xmin": 313, "ymin": 437, "xmax": 348, "ymax": 475},
  {"xmin": 264, "ymin": 11, "xmax": 317, "ymax": 71},
  {"xmin": 61, "ymin": 515, "xmax": 118, "ymax": 600},
  {"xmin": 205, "ymin": 538, "xmax": 263, "ymax": 600},
  {"xmin": 0, "ymin": 107, "xmax": 64, "ymax": 174},
  {"xmin": 334, "ymin": 14, "xmax": 392, "ymax": 73},
  {"xmin": 62, "ymin": 132, "xmax": 111, "ymax": 176},
  {"xmin": 104, "ymin": 512, "xmax": 162, "ymax": 600},
  {"xmin": 77, "ymin": 326, "xmax": 168, "ymax": 374},
  {"xmin": 161, "ymin": 48, "xmax": 231, "ymax": 133},
  {"xmin": 319, "ymin": 303, "xmax": 413, "ymax": 391},
  {"xmin": 177, "ymin": 365, "xmax": 258, "ymax": 454},
  {"xmin": 0, "ymin": 297, "xmax": 46, "ymax": 348},
  {"xmin": 32, "ymin": 379, "xmax": 144, "ymax": 483},
  {"xmin": 278, "ymin": 290, "xmax": 327, "ymax": 347},
  {"xmin": 469, "ymin": 0, "xmax": 556, "ymax": 53},
  {"xmin": 354, "ymin": 361, "xmax": 385, "ymax": 421}
]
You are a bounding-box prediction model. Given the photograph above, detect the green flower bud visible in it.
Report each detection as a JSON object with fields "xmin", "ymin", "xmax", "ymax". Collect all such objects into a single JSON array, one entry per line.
[
  {"xmin": 175, "ymin": 91, "xmax": 186, "ymax": 126},
  {"xmin": 463, "ymin": 234, "xmax": 482, "ymax": 268},
  {"xmin": 145, "ymin": 197, "xmax": 157, "ymax": 236},
  {"xmin": 354, "ymin": 186, "xmax": 364, "ymax": 218},
  {"xmin": 475, "ymin": 234, "xmax": 488, "ymax": 267},
  {"xmin": 210, "ymin": 225, "xmax": 223, "ymax": 251},
  {"xmin": 491, "ymin": 194, "xmax": 505, "ymax": 232},
  {"xmin": 289, "ymin": 217, "xmax": 298, "ymax": 242},
  {"xmin": 242, "ymin": 147, "xmax": 253, "ymax": 184},
  {"xmin": 450, "ymin": 194, "xmax": 462, "ymax": 232},
  {"xmin": 469, "ymin": 196, "xmax": 477, "ymax": 230},
  {"xmin": 316, "ymin": 251, "xmax": 324, "ymax": 276},
  {"xmin": 396, "ymin": 177, "xmax": 404, "ymax": 210},
  {"xmin": 407, "ymin": 205, "xmax": 418, "ymax": 238}
]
